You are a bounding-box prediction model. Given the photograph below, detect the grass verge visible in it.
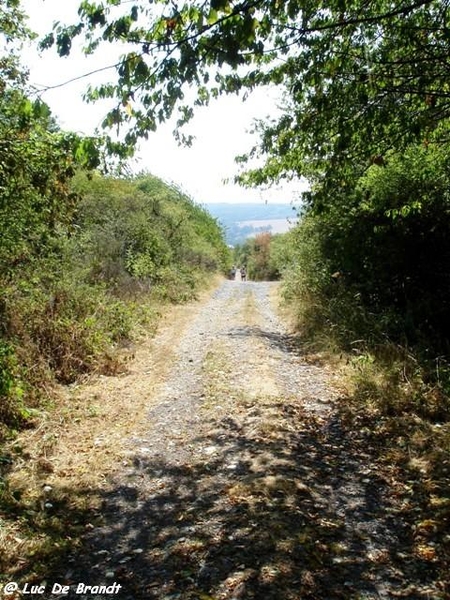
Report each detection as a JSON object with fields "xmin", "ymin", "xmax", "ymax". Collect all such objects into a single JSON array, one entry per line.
[
  {"xmin": 0, "ymin": 276, "xmax": 223, "ymax": 587},
  {"xmin": 274, "ymin": 286, "xmax": 450, "ymax": 592}
]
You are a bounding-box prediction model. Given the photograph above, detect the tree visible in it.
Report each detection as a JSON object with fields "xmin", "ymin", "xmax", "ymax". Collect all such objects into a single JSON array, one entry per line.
[
  {"xmin": 280, "ymin": 140, "xmax": 450, "ymax": 348},
  {"xmin": 44, "ymin": 1, "xmax": 450, "ymax": 194},
  {"xmin": 234, "ymin": 231, "xmax": 281, "ymax": 280},
  {"xmin": 0, "ymin": 88, "xmax": 102, "ymax": 275},
  {"xmin": 0, "ymin": 0, "xmax": 32, "ymax": 92},
  {"xmin": 36, "ymin": 0, "xmax": 450, "ymax": 353},
  {"xmin": 0, "ymin": 1, "xmax": 103, "ymax": 277}
]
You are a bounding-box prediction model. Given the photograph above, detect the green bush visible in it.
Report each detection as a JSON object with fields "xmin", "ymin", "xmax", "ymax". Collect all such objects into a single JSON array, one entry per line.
[
  {"xmin": 1, "ymin": 168, "xmax": 229, "ymax": 434},
  {"xmin": 279, "ymin": 141, "xmax": 450, "ymax": 422},
  {"xmin": 71, "ymin": 172, "xmax": 229, "ymax": 291},
  {"xmin": 234, "ymin": 232, "xmax": 284, "ymax": 281},
  {"xmin": 283, "ymin": 142, "xmax": 450, "ymax": 352}
]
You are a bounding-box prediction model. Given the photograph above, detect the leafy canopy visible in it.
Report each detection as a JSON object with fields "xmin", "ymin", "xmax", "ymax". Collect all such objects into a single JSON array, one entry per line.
[
  {"xmin": 44, "ymin": 1, "xmax": 450, "ymax": 185},
  {"xmin": 0, "ymin": 0, "xmax": 34, "ymax": 91}
]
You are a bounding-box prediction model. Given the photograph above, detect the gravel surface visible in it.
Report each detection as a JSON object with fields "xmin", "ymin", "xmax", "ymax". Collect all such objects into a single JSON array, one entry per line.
[{"xmin": 50, "ymin": 281, "xmax": 441, "ymax": 600}]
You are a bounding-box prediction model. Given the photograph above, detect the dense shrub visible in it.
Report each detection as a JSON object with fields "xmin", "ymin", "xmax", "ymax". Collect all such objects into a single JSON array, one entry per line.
[
  {"xmin": 1, "ymin": 163, "xmax": 229, "ymax": 435},
  {"xmin": 284, "ymin": 142, "xmax": 450, "ymax": 352},
  {"xmin": 234, "ymin": 232, "xmax": 285, "ymax": 281},
  {"xmin": 71, "ymin": 172, "xmax": 229, "ymax": 295}
]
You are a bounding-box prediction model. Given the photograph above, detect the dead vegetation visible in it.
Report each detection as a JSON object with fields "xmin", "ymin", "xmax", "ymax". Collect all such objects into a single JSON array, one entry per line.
[
  {"xmin": 1, "ymin": 280, "xmax": 449, "ymax": 598},
  {"xmin": 0, "ymin": 283, "xmax": 219, "ymax": 584}
]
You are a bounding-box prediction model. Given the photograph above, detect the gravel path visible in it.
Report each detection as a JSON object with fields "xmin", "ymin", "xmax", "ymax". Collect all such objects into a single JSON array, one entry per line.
[{"xmin": 52, "ymin": 281, "xmax": 440, "ymax": 600}]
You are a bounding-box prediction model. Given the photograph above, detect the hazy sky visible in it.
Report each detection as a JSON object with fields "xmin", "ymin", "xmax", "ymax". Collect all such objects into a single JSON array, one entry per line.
[{"xmin": 20, "ymin": 0, "xmax": 304, "ymax": 205}]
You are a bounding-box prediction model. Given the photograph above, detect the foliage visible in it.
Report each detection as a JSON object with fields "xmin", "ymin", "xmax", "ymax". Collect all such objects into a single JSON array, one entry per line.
[
  {"xmin": 234, "ymin": 232, "xmax": 284, "ymax": 281},
  {"xmin": 43, "ymin": 0, "xmax": 450, "ymax": 355},
  {"xmin": 0, "ymin": 0, "xmax": 33, "ymax": 92},
  {"xmin": 71, "ymin": 172, "xmax": 229, "ymax": 295},
  {"xmin": 352, "ymin": 143, "xmax": 450, "ymax": 346},
  {"xmin": 267, "ymin": 230, "xmax": 296, "ymax": 278},
  {"xmin": 0, "ymin": 341, "xmax": 25, "ymax": 428},
  {"xmin": 41, "ymin": 0, "xmax": 450, "ymax": 352},
  {"xmin": 279, "ymin": 214, "xmax": 339, "ymax": 342},
  {"xmin": 0, "ymin": 77, "xmax": 227, "ymax": 438},
  {"xmin": 0, "ymin": 84, "xmax": 104, "ymax": 433},
  {"xmin": 39, "ymin": 0, "xmax": 450, "ymax": 356},
  {"xmin": 0, "ymin": 93, "xmax": 100, "ymax": 273},
  {"xmin": 280, "ymin": 140, "xmax": 450, "ymax": 431},
  {"xmin": 284, "ymin": 141, "xmax": 450, "ymax": 349},
  {"xmin": 44, "ymin": 1, "xmax": 449, "ymax": 175},
  {"xmin": 1, "ymin": 165, "xmax": 229, "ymax": 437}
]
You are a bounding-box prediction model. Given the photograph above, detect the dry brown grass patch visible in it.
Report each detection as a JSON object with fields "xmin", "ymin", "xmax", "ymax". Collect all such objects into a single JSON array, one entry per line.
[{"xmin": 0, "ymin": 278, "xmax": 223, "ymax": 583}]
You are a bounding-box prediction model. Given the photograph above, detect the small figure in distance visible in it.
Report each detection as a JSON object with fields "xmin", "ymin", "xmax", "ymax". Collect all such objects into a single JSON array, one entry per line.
[
  {"xmin": 240, "ymin": 266, "xmax": 247, "ymax": 282},
  {"xmin": 230, "ymin": 265, "xmax": 236, "ymax": 280}
]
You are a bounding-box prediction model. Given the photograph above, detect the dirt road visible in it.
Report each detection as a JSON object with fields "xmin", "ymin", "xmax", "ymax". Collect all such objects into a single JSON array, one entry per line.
[{"xmin": 42, "ymin": 280, "xmax": 440, "ymax": 599}]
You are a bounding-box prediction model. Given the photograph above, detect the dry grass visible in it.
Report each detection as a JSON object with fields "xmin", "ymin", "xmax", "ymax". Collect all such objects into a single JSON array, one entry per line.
[{"xmin": 0, "ymin": 277, "xmax": 223, "ymax": 582}]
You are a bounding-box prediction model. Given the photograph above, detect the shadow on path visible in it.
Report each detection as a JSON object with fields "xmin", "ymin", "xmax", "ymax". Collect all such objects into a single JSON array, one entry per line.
[{"xmin": 37, "ymin": 399, "xmax": 440, "ymax": 599}]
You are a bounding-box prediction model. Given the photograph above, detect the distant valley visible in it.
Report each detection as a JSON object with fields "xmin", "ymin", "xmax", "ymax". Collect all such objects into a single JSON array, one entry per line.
[{"xmin": 204, "ymin": 202, "xmax": 299, "ymax": 246}]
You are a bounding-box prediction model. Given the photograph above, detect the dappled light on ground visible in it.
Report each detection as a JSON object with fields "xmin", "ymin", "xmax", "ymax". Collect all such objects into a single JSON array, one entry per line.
[{"xmin": 3, "ymin": 282, "xmax": 448, "ymax": 599}]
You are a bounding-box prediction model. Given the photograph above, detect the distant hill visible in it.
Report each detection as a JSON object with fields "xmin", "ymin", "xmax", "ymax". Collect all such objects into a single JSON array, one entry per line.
[{"xmin": 204, "ymin": 203, "xmax": 299, "ymax": 246}]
